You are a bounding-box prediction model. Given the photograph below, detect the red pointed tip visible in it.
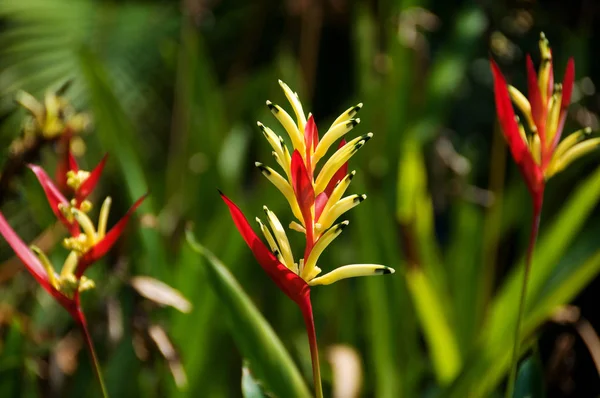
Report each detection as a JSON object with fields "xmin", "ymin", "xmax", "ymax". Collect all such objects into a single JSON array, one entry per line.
[
  {"xmin": 28, "ymin": 164, "xmax": 74, "ymax": 230},
  {"xmin": 561, "ymin": 58, "xmax": 575, "ymax": 111},
  {"xmin": 525, "ymin": 55, "xmax": 544, "ymax": 141},
  {"xmin": 77, "ymin": 154, "xmax": 108, "ymax": 201},
  {"xmin": 77, "ymin": 193, "xmax": 147, "ymax": 276},
  {"xmin": 68, "ymin": 150, "xmax": 79, "ymax": 173},
  {"xmin": 220, "ymin": 193, "xmax": 309, "ymax": 302}
]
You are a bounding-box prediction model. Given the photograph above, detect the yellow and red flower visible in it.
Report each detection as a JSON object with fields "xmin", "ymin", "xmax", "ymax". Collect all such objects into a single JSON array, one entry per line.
[
  {"xmin": 221, "ymin": 80, "xmax": 394, "ymax": 397},
  {"xmin": 491, "ymin": 33, "xmax": 599, "ymax": 209}
]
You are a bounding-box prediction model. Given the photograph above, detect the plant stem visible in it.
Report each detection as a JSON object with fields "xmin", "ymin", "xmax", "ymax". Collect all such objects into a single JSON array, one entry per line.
[
  {"xmin": 300, "ymin": 297, "xmax": 323, "ymax": 398},
  {"xmin": 77, "ymin": 308, "xmax": 109, "ymax": 398},
  {"xmin": 505, "ymin": 197, "xmax": 543, "ymax": 398}
]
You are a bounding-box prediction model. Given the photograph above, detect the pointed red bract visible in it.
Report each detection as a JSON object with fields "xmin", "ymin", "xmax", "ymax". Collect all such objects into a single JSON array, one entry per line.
[
  {"xmin": 490, "ymin": 59, "xmax": 543, "ymax": 196},
  {"xmin": 0, "ymin": 212, "xmax": 76, "ymax": 314},
  {"xmin": 77, "ymin": 154, "xmax": 108, "ymax": 202},
  {"xmin": 77, "ymin": 193, "xmax": 147, "ymax": 276},
  {"xmin": 323, "ymin": 139, "xmax": 348, "ymax": 198},
  {"xmin": 291, "ymin": 150, "xmax": 315, "ymax": 254},
  {"xmin": 554, "ymin": 58, "xmax": 575, "ymax": 150},
  {"xmin": 304, "ymin": 116, "xmax": 316, "ymax": 176},
  {"xmin": 28, "ymin": 164, "xmax": 78, "ymax": 235},
  {"xmin": 219, "ymin": 192, "xmax": 309, "ymax": 304}
]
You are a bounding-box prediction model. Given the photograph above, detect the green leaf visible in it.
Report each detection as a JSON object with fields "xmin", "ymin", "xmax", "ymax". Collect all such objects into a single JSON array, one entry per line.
[
  {"xmin": 513, "ymin": 354, "xmax": 544, "ymax": 398},
  {"xmin": 242, "ymin": 364, "xmax": 269, "ymax": 398},
  {"xmin": 185, "ymin": 230, "xmax": 310, "ymax": 398}
]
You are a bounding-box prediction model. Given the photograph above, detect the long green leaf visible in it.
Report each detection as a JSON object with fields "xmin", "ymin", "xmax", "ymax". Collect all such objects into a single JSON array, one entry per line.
[{"xmin": 185, "ymin": 230, "xmax": 310, "ymax": 398}]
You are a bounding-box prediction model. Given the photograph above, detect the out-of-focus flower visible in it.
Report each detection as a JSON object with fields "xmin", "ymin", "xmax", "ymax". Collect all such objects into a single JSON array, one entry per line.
[
  {"xmin": 221, "ymin": 80, "xmax": 394, "ymax": 397},
  {"xmin": 15, "ymin": 88, "xmax": 89, "ymax": 140},
  {"xmin": 0, "ymin": 157, "xmax": 146, "ymax": 318},
  {"xmin": 491, "ymin": 33, "xmax": 599, "ymax": 208}
]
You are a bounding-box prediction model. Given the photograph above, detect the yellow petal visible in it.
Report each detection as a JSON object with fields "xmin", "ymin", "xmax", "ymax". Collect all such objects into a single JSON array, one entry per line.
[
  {"xmin": 256, "ymin": 217, "xmax": 281, "ymax": 258},
  {"xmin": 508, "ymin": 86, "xmax": 537, "ymax": 134},
  {"xmin": 98, "ymin": 197, "xmax": 112, "ymax": 239},
  {"xmin": 546, "ymin": 137, "xmax": 600, "ymax": 178},
  {"xmin": 30, "ymin": 245, "xmax": 59, "ymax": 290},
  {"xmin": 15, "ymin": 90, "xmax": 44, "ymax": 127},
  {"xmin": 553, "ymin": 127, "xmax": 593, "ymax": 161},
  {"xmin": 318, "ymin": 171, "xmax": 355, "ymax": 222},
  {"xmin": 538, "ymin": 32, "xmax": 553, "ymax": 103},
  {"xmin": 318, "ymin": 194, "xmax": 366, "ymax": 232},
  {"xmin": 289, "ymin": 221, "xmax": 306, "ymax": 233},
  {"xmin": 255, "ymin": 163, "xmax": 303, "ymax": 223},
  {"xmin": 308, "ymin": 264, "xmax": 395, "ymax": 286},
  {"xmin": 314, "ymin": 134, "xmax": 372, "ymax": 194},
  {"xmin": 545, "ymin": 86, "xmax": 562, "ymax": 147},
  {"xmin": 60, "ymin": 251, "xmax": 80, "ymax": 279},
  {"xmin": 330, "ymin": 103, "xmax": 363, "ymax": 128},
  {"xmin": 263, "ymin": 207, "xmax": 296, "ymax": 273},
  {"xmin": 302, "ymin": 221, "xmax": 348, "ymax": 280},
  {"xmin": 530, "ymin": 133, "xmax": 541, "ymax": 165},
  {"xmin": 266, "ymin": 101, "xmax": 305, "ymax": 153},
  {"xmin": 71, "ymin": 208, "xmax": 97, "ymax": 244},
  {"xmin": 313, "ymin": 119, "xmax": 360, "ymax": 165},
  {"xmin": 278, "ymin": 80, "xmax": 307, "ymax": 133}
]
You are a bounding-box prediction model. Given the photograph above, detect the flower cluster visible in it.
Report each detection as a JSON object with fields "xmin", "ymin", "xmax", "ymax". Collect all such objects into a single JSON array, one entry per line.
[
  {"xmin": 491, "ymin": 33, "xmax": 599, "ymax": 207},
  {"xmin": 221, "ymin": 80, "xmax": 394, "ymax": 396},
  {"xmin": 0, "ymin": 151, "xmax": 145, "ymax": 319}
]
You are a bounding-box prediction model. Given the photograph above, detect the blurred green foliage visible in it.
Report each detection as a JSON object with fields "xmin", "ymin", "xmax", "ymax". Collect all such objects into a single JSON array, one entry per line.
[{"xmin": 1, "ymin": 0, "xmax": 600, "ymax": 397}]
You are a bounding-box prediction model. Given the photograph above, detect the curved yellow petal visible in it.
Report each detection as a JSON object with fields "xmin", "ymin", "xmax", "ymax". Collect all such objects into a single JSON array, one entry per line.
[
  {"xmin": 302, "ymin": 221, "xmax": 348, "ymax": 280},
  {"xmin": 256, "ymin": 163, "xmax": 303, "ymax": 223},
  {"xmin": 330, "ymin": 103, "xmax": 362, "ymax": 128},
  {"xmin": 263, "ymin": 207, "xmax": 296, "ymax": 273},
  {"xmin": 308, "ymin": 264, "xmax": 395, "ymax": 286},
  {"xmin": 313, "ymin": 119, "xmax": 360, "ymax": 165},
  {"xmin": 278, "ymin": 80, "xmax": 307, "ymax": 133},
  {"xmin": 267, "ymin": 101, "xmax": 305, "ymax": 153},
  {"xmin": 318, "ymin": 194, "xmax": 366, "ymax": 232}
]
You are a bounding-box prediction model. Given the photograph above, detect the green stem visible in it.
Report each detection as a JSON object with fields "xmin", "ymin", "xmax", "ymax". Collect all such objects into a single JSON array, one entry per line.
[
  {"xmin": 77, "ymin": 308, "xmax": 109, "ymax": 398},
  {"xmin": 505, "ymin": 196, "xmax": 543, "ymax": 398},
  {"xmin": 300, "ymin": 297, "xmax": 323, "ymax": 398}
]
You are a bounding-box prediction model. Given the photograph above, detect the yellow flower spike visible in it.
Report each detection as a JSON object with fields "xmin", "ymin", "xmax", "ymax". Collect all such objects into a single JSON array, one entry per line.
[
  {"xmin": 278, "ymin": 80, "xmax": 307, "ymax": 133},
  {"xmin": 318, "ymin": 194, "xmax": 366, "ymax": 232},
  {"xmin": 266, "ymin": 101, "xmax": 305, "ymax": 153},
  {"xmin": 313, "ymin": 118, "xmax": 361, "ymax": 165},
  {"xmin": 319, "ymin": 171, "xmax": 356, "ymax": 221},
  {"xmin": 302, "ymin": 221, "xmax": 349, "ymax": 280},
  {"xmin": 263, "ymin": 207, "xmax": 296, "ymax": 272},
  {"xmin": 304, "ymin": 265, "xmax": 322, "ymax": 283},
  {"xmin": 329, "ymin": 103, "xmax": 363, "ymax": 128},
  {"xmin": 43, "ymin": 92, "xmax": 63, "ymax": 138},
  {"xmin": 71, "ymin": 208, "xmax": 98, "ymax": 244},
  {"xmin": 552, "ymin": 127, "xmax": 593, "ymax": 161},
  {"xmin": 546, "ymin": 137, "xmax": 600, "ymax": 177},
  {"xmin": 545, "ymin": 85, "xmax": 563, "ymax": 147},
  {"xmin": 314, "ymin": 134, "xmax": 372, "ymax": 194},
  {"xmin": 508, "ymin": 86, "xmax": 537, "ymax": 133},
  {"xmin": 60, "ymin": 251, "xmax": 80, "ymax": 279},
  {"xmin": 308, "ymin": 264, "xmax": 395, "ymax": 286},
  {"xmin": 530, "ymin": 133, "xmax": 542, "ymax": 165},
  {"xmin": 255, "ymin": 163, "xmax": 304, "ymax": 222},
  {"xmin": 271, "ymin": 151, "xmax": 292, "ymax": 181},
  {"xmin": 30, "ymin": 245, "xmax": 60, "ymax": 290},
  {"xmin": 62, "ymin": 234, "xmax": 89, "ymax": 253},
  {"xmin": 256, "ymin": 217, "xmax": 284, "ymax": 262},
  {"xmin": 538, "ymin": 32, "xmax": 553, "ymax": 102},
  {"xmin": 97, "ymin": 197, "xmax": 112, "ymax": 240}
]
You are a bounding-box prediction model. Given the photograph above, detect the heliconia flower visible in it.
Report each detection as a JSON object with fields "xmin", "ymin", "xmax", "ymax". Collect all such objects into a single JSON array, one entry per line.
[
  {"xmin": 491, "ymin": 33, "xmax": 599, "ymax": 208},
  {"xmin": 27, "ymin": 157, "xmax": 147, "ymax": 275},
  {"xmin": 221, "ymin": 80, "xmax": 394, "ymax": 397}
]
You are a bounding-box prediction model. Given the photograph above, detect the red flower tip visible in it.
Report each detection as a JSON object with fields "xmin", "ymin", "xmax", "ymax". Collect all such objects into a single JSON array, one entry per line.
[
  {"xmin": 291, "ymin": 150, "xmax": 315, "ymax": 249},
  {"xmin": 28, "ymin": 164, "xmax": 77, "ymax": 234},
  {"xmin": 219, "ymin": 192, "xmax": 309, "ymax": 304},
  {"xmin": 68, "ymin": 149, "xmax": 79, "ymax": 173},
  {"xmin": 77, "ymin": 154, "xmax": 108, "ymax": 201},
  {"xmin": 77, "ymin": 192, "xmax": 148, "ymax": 276}
]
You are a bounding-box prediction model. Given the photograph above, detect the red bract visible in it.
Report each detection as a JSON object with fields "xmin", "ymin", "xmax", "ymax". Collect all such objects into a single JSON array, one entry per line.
[
  {"xmin": 219, "ymin": 192, "xmax": 309, "ymax": 305},
  {"xmin": 77, "ymin": 193, "xmax": 148, "ymax": 276},
  {"xmin": 0, "ymin": 212, "xmax": 77, "ymax": 317}
]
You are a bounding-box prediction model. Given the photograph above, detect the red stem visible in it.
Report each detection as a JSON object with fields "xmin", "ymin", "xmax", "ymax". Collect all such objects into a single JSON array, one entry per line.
[
  {"xmin": 299, "ymin": 296, "xmax": 323, "ymax": 398},
  {"xmin": 505, "ymin": 192, "xmax": 543, "ymax": 398},
  {"xmin": 76, "ymin": 303, "xmax": 109, "ymax": 398}
]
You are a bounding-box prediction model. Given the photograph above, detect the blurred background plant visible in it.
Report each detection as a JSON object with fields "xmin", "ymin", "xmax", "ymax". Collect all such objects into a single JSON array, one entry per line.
[{"xmin": 1, "ymin": 0, "xmax": 600, "ymax": 397}]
